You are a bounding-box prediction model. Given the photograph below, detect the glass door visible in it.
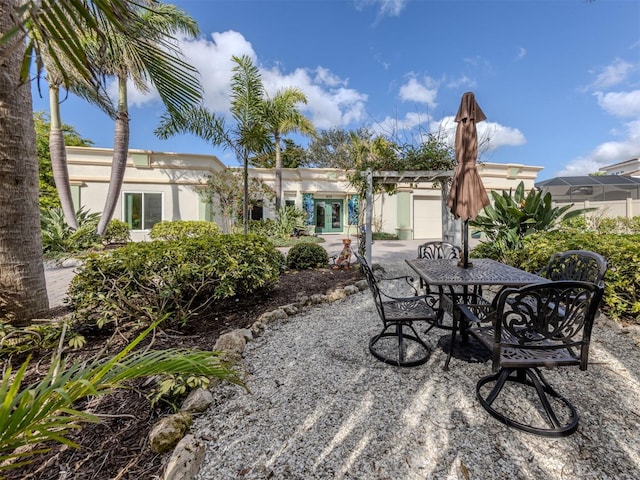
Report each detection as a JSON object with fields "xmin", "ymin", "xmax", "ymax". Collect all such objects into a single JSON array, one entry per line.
[{"xmin": 314, "ymin": 199, "xmax": 343, "ymax": 234}]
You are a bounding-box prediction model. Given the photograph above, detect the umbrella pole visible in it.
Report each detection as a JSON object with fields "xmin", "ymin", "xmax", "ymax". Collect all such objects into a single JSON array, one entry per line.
[{"xmin": 463, "ymin": 219, "xmax": 470, "ymax": 268}]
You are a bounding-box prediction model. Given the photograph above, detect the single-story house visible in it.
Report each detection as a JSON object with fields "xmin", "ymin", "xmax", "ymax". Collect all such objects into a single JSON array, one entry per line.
[{"xmin": 66, "ymin": 146, "xmax": 543, "ymax": 242}]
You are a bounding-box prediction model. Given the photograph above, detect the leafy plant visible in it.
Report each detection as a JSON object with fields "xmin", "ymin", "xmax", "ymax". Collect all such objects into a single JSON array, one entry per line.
[
  {"xmin": 41, "ymin": 207, "xmax": 129, "ymax": 255},
  {"xmin": 149, "ymin": 220, "xmax": 221, "ymax": 240},
  {"xmin": 68, "ymin": 234, "xmax": 284, "ymax": 327},
  {"xmin": 149, "ymin": 373, "xmax": 211, "ymax": 409},
  {"xmin": 0, "ymin": 319, "xmax": 244, "ymax": 472},
  {"xmin": 502, "ymin": 231, "xmax": 640, "ymax": 323},
  {"xmin": 470, "ymin": 181, "xmax": 594, "ymax": 262},
  {"xmin": 286, "ymin": 243, "xmax": 329, "ymax": 270}
]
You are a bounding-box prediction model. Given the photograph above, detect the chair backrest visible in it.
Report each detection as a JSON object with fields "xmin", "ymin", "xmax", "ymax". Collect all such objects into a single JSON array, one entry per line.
[
  {"xmin": 541, "ymin": 250, "xmax": 608, "ymax": 285},
  {"xmin": 354, "ymin": 252, "xmax": 385, "ymax": 321},
  {"xmin": 493, "ymin": 280, "xmax": 604, "ymax": 371},
  {"xmin": 417, "ymin": 241, "xmax": 461, "ymax": 260}
]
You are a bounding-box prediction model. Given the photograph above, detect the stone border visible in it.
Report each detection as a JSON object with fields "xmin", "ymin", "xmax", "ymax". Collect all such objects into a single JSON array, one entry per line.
[{"xmin": 155, "ymin": 277, "xmax": 370, "ymax": 480}]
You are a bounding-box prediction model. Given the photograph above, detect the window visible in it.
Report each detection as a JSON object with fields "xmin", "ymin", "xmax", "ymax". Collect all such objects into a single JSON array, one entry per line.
[
  {"xmin": 123, "ymin": 192, "xmax": 163, "ymax": 230},
  {"xmin": 285, "ymin": 199, "xmax": 295, "ymax": 208},
  {"xmin": 250, "ymin": 200, "xmax": 264, "ymax": 221}
]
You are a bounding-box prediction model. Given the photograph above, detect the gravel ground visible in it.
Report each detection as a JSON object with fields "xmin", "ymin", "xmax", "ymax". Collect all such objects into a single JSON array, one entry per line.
[{"xmin": 194, "ymin": 262, "xmax": 640, "ymax": 480}]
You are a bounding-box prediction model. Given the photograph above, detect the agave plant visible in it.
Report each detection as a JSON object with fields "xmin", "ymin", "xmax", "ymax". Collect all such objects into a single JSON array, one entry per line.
[
  {"xmin": 470, "ymin": 181, "xmax": 594, "ymax": 262},
  {"xmin": 0, "ymin": 319, "xmax": 244, "ymax": 471}
]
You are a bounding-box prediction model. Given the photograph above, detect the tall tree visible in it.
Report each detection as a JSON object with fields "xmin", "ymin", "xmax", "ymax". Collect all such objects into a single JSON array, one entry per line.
[
  {"xmin": 94, "ymin": 3, "xmax": 201, "ymax": 235},
  {"xmin": 262, "ymin": 88, "xmax": 315, "ymax": 209},
  {"xmin": 156, "ymin": 55, "xmax": 271, "ymax": 234},
  {"xmin": 34, "ymin": 112, "xmax": 93, "ymax": 211},
  {"xmin": 0, "ymin": 0, "xmax": 202, "ymax": 324}
]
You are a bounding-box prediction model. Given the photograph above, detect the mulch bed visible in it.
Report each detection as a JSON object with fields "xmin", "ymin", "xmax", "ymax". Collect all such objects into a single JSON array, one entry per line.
[{"xmin": 5, "ymin": 267, "xmax": 362, "ymax": 480}]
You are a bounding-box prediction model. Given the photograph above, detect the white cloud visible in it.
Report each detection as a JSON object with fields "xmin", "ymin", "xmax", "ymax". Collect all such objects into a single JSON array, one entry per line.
[
  {"xmin": 594, "ymin": 90, "xmax": 640, "ymax": 118},
  {"xmin": 587, "ymin": 58, "xmax": 635, "ymax": 90},
  {"xmin": 121, "ymin": 30, "xmax": 368, "ymax": 130},
  {"xmin": 432, "ymin": 115, "xmax": 526, "ymax": 154},
  {"xmin": 354, "ymin": 0, "xmax": 408, "ymax": 18},
  {"xmin": 398, "ymin": 77, "xmax": 439, "ymax": 108},
  {"xmin": 557, "ymin": 119, "xmax": 640, "ymax": 176}
]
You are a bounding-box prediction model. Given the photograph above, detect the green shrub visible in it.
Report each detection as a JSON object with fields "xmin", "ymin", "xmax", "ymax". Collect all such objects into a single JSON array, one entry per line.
[
  {"xmin": 68, "ymin": 234, "xmax": 284, "ymax": 327},
  {"xmin": 480, "ymin": 231, "xmax": 640, "ymax": 323},
  {"xmin": 149, "ymin": 220, "xmax": 221, "ymax": 241},
  {"xmin": 286, "ymin": 243, "xmax": 329, "ymax": 270},
  {"xmin": 103, "ymin": 219, "xmax": 131, "ymax": 244},
  {"xmin": 470, "ymin": 181, "xmax": 593, "ymax": 262}
]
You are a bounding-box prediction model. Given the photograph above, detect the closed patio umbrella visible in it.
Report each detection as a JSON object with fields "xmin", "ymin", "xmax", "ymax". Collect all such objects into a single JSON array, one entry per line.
[{"xmin": 446, "ymin": 92, "xmax": 490, "ymax": 268}]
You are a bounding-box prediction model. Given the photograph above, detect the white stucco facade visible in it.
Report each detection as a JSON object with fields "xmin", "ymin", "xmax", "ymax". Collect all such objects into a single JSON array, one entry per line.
[{"xmin": 66, "ymin": 146, "xmax": 543, "ymax": 242}]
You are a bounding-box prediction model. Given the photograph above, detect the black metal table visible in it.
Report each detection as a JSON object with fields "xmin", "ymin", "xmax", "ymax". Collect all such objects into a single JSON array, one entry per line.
[{"xmin": 405, "ymin": 258, "xmax": 548, "ymax": 368}]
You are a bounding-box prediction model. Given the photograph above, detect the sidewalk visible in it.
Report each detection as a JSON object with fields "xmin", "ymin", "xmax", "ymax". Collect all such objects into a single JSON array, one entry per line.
[{"xmin": 43, "ymin": 237, "xmax": 438, "ymax": 309}]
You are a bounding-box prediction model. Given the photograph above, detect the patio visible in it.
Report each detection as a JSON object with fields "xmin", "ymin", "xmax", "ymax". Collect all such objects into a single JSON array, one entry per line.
[{"xmin": 194, "ymin": 261, "xmax": 640, "ymax": 479}]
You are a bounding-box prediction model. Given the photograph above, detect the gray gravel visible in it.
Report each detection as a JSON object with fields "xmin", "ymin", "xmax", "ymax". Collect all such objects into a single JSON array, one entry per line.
[{"xmin": 194, "ymin": 262, "xmax": 640, "ymax": 480}]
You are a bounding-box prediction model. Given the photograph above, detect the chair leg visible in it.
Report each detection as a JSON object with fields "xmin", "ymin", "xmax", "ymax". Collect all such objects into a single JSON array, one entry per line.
[
  {"xmin": 369, "ymin": 322, "xmax": 430, "ymax": 367},
  {"xmin": 476, "ymin": 367, "xmax": 579, "ymax": 437}
]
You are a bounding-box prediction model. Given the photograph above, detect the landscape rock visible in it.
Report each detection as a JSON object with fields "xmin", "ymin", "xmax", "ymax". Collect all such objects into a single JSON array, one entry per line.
[
  {"xmin": 213, "ymin": 330, "xmax": 247, "ymax": 354},
  {"xmin": 162, "ymin": 434, "xmax": 205, "ymax": 480},
  {"xmin": 181, "ymin": 388, "xmax": 214, "ymax": 413},
  {"xmin": 326, "ymin": 289, "xmax": 347, "ymax": 302},
  {"xmin": 149, "ymin": 411, "xmax": 192, "ymax": 453}
]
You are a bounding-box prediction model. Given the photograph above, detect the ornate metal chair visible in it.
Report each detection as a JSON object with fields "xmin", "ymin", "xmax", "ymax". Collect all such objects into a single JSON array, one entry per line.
[
  {"xmin": 417, "ymin": 241, "xmax": 481, "ymax": 330},
  {"xmin": 354, "ymin": 252, "xmax": 436, "ymax": 367},
  {"xmin": 538, "ymin": 250, "xmax": 608, "ymax": 285},
  {"xmin": 459, "ymin": 280, "xmax": 604, "ymax": 437}
]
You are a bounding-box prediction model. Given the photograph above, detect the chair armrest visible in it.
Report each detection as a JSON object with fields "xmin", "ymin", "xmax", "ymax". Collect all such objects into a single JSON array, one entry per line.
[{"xmin": 378, "ymin": 275, "xmax": 419, "ymax": 296}]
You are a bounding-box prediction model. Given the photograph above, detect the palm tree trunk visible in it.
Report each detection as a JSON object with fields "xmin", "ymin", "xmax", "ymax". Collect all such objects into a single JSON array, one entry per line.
[
  {"xmin": 97, "ymin": 74, "xmax": 130, "ymax": 236},
  {"xmin": 0, "ymin": 0, "xmax": 50, "ymax": 325},
  {"xmin": 49, "ymin": 84, "xmax": 78, "ymax": 229},
  {"xmin": 274, "ymin": 133, "xmax": 282, "ymax": 211},
  {"xmin": 243, "ymin": 150, "xmax": 249, "ymax": 235}
]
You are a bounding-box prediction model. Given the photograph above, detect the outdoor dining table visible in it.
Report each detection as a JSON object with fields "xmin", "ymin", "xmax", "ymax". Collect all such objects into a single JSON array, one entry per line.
[{"xmin": 404, "ymin": 258, "xmax": 549, "ymax": 369}]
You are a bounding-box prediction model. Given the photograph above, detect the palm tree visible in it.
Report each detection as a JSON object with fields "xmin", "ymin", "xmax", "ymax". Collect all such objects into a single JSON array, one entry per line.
[
  {"xmin": 155, "ymin": 55, "xmax": 271, "ymax": 234},
  {"xmin": 263, "ymin": 88, "xmax": 315, "ymax": 210},
  {"xmin": 0, "ymin": 0, "xmax": 202, "ymax": 324},
  {"xmin": 94, "ymin": 3, "xmax": 201, "ymax": 236},
  {"xmin": 45, "ymin": 67, "xmax": 115, "ymax": 230}
]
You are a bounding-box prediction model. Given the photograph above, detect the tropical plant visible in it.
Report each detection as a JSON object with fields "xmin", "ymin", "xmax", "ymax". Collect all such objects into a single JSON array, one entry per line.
[
  {"xmin": 0, "ymin": 0, "xmax": 202, "ymax": 325},
  {"xmin": 155, "ymin": 54, "xmax": 272, "ymax": 235},
  {"xmin": 149, "ymin": 220, "xmax": 221, "ymax": 240},
  {"xmin": 69, "ymin": 235, "xmax": 283, "ymax": 327},
  {"xmin": 0, "ymin": 319, "xmax": 244, "ymax": 472},
  {"xmin": 199, "ymin": 169, "xmax": 275, "ymax": 233},
  {"xmin": 286, "ymin": 243, "xmax": 329, "ymax": 270},
  {"xmin": 262, "ymin": 87, "xmax": 316, "ymax": 209},
  {"xmin": 93, "ymin": 3, "xmax": 201, "ymax": 236},
  {"xmin": 470, "ymin": 181, "xmax": 594, "ymax": 262},
  {"xmin": 34, "ymin": 112, "xmax": 93, "ymax": 211}
]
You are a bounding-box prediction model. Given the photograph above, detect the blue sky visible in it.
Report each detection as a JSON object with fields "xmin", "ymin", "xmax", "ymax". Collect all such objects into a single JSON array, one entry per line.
[{"xmin": 31, "ymin": 0, "xmax": 640, "ymax": 180}]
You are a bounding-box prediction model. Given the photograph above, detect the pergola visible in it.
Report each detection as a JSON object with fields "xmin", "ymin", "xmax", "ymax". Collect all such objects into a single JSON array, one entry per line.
[{"xmin": 362, "ymin": 169, "xmax": 455, "ymax": 265}]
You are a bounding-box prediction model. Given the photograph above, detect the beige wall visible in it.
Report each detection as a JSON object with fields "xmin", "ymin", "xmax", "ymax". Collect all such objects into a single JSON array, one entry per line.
[{"xmin": 66, "ymin": 146, "xmax": 544, "ymax": 241}]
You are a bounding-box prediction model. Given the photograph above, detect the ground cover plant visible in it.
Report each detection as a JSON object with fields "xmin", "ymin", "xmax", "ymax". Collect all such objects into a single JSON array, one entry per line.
[{"xmin": 2, "ymin": 236, "xmax": 362, "ymax": 479}]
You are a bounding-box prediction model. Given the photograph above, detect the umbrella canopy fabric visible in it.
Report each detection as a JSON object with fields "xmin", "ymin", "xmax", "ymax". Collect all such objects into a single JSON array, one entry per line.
[{"xmin": 446, "ymin": 92, "xmax": 490, "ymax": 221}]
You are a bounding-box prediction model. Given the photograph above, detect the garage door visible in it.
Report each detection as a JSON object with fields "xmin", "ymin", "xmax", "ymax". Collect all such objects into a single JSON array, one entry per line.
[{"xmin": 413, "ymin": 196, "xmax": 442, "ymax": 239}]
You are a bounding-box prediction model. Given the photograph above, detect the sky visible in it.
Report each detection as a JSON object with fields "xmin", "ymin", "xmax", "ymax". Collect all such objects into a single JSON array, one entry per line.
[{"xmin": 30, "ymin": 0, "xmax": 640, "ymax": 181}]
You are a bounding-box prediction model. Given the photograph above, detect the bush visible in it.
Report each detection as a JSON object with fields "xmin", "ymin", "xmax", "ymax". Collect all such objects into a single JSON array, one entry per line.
[
  {"xmin": 41, "ymin": 207, "xmax": 130, "ymax": 255},
  {"xmin": 286, "ymin": 243, "xmax": 329, "ymax": 270},
  {"xmin": 476, "ymin": 231, "xmax": 640, "ymax": 323},
  {"xmin": 149, "ymin": 220, "xmax": 221, "ymax": 241},
  {"xmin": 68, "ymin": 234, "xmax": 284, "ymax": 327}
]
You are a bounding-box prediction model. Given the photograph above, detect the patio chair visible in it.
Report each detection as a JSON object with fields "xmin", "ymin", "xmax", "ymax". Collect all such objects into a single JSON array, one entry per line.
[
  {"xmin": 459, "ymin": 280, "xmax": 604, "ymax": 437},
  {"xmin": 417, "ymin": 241, "xmax": 481, "ymax": 329},
  {"xmin": 354, "ymin": 252, "xmax": 436, "ymax": 367},
  {"xmin": 538, "ymin": 250, "xmax": 608, "ymax": 285}
]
